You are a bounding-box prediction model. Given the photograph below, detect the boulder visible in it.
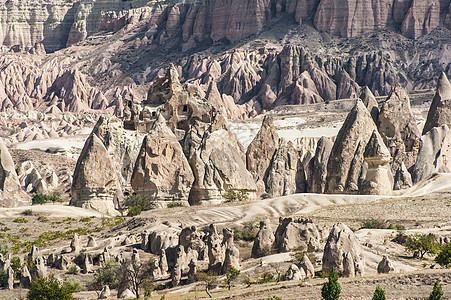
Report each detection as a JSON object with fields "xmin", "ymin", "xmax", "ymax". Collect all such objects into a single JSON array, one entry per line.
[
  {"xmin": 70, "ymin": 133, "xmax": 120, "ymax": 215},
  {"xmin": 377, "ymin": 256, "xmax": 395, "ymax": 274},
  {"xmin": 251, "ymin": 219, "xmax": 275, "ymax": 258},
  {"xmin": 171, "ymin": 263, "xmax": 182, "ymax": 287},
  {"xmin": 31, "ymin": 256, "xmax": 47, "ymax": 280},
  {"xmin": 118, "ymin": 288, "xmax": 136, "ymax": 299},
  {"xmin": 286, "ymin": 264, "xmax": 305, "ymax": 281},
  {"xmin": 423, "ymin": 73, "xmax": 451, "ymax": 135},
  {"xmin": 412, "ymin": 125, "xmax": 451, "ymax": 183},
  {"xmin": 246, "ymin": 116, "xmax": 279, "ymax": 183},
  {"xmin": 0, "ymin": 138, "xmax": 31, "ymax": 207},
  {"xmin": 360, "ymin": 130, "xmax": 393, "ymax": 195},
  {"xmin": 159, "ymin": 249, "xmax": 168, "ymax": 276},
  {"xmin": 326, "ymin": 100, "xmax": 378, "ymax": 193},
  {"xmin": 207, "ymin": 224, "xmax": 225, "ymax": 270},
  {"xmin": 150, "ymin": 231, "xmax": 178, "ymax": 255},
  {"xmin": 20, "ymin": 265, "xmax": 32, "ymax": 288},
  {"xmin": 131, "ymin": 115, "xmax": 194, "ymax": 206},
  {"xmin": 7, "ymin": 266, "xmax": 13, "ymax": 290},
  {"xmin": 393, "ymin": 162, "xmax": 413, "ymax": 190},
  {"xmin": 222, "ymin": 244, "xmax": 240, "ymax": 273},
  {"xmin": 87, "ymin": 236, "xmax": 97, "ymax": 248},
  {"xmin": 307, "ymin": 136, "xmax": 333, "ymax": 193},
  {"xmin": 99, "ymin": 285, "xmax": 111, "ymax": 299},
  {"xmin": 274, "ymin": 218, "xmax": 321, "ymax": 253},
  {"xmin": 266, "ymin": 139, "xmax": 300, "ymax": 197},
  {"xmin": 322, "ymin": 223, "xmax": 364, "ymax": 277},
  {"xmin": 70, "ymin": 233, "xmax": 81, "ymax": 253},
  {"xmin": 299, "ymin": 254, "xmax": 315, "ymax": 278},
  {"xmin": 377, "ymin": 85, "xmax": 421, "ymax": 171}
]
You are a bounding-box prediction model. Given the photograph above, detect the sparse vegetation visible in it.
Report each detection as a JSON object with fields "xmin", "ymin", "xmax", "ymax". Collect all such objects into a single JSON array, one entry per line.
[
  {"xmin": 234, "ymin": 222, "xmax": 259, "ymax": 242},
  {"xmin": 372, "ymin": 285, "xmax": 386, "ymax": 300},
  {"xmin": 429, "ymin": 280, "xmax": 444, "ymax": 300},
  {"xmin": 66, "ymin": 265, "xmax": 79, "ymax": 275},
  {"xmin": 28, "ymin": 274, "xmax": 78, "ymax": 300},
  {"xmin": 321, "ymin": 267, "xmax": 341, "ymax": 300},
  {"xmin": 195, "ymin": 271, "xmax": 218, "ymax": 298},
  {"xmin": 223, "ymin": 190, "xmax": 250, "ymax": 203},
  {"xmin": 435, "ymin": 244, "xmax": 451, "ymax": 267},
  {"xmin": 127, "ymin": 205, "xmax": 142, "ymax": 217},
  {"xmin": 13, "ymin": 218, "xmax": 28, "ymax": 223},
  {"xmin": 22, "ymin": 209, "xmax": 33, "ymax": 216},
  {"xmin": 90, "ymin": 260, "xmax": 121, "ymax": 290},
  {"xmin": 405, "ymin": 234, "xmax": 440, "ymax": 258},
  {"xmin": 124, "ymin": 194, "xmax": 155, "ymax": 216},
  {"xmin": 360, "ymin": 219, "xmax": 404, "ymax": 231},
  {"xmin": 167, "ymin": 201, "xmax": 185, "ymax": 208},
  {"xmin": 38, "ymin": 216, "xmax": 49, "ymax": 222},
  {"xmin": 32, "ymin": 192, "xmax": 63, "ymax": 205},
  {"xmin": 224, "ymin": 267, "xmax": 240, "ymax": 290}
]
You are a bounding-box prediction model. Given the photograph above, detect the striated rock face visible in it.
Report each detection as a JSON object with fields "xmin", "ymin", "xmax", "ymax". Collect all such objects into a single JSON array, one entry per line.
[
  {"xmin": 70, "ymin": 133, "xmax": 119, "ymax": 215},
  {"xmin": 377, "ymin": 86, "xmax": 421, "ymax": 171},
  {"xmin": 423, "ymin": 73, "xmax": 451, "ymax": 135},
  {"xmin": 322, "ymin": 223, "xmax": 364, "ymax": 277},
  {"xmin": 400, "ymin": 0, "xmax": 440, "ymax": 39},
  {"xmin": 326, "ymin": 100, "xmax": 377, "ymax": 194},
  {"xmin": 307, "ymin": 136, "xmax": 333, "ymax": 193},
  {"xmin": 412, "ymin": 125, "xmax": 451, "ymax": 183},
  {"xmin": 131, "ymin": 116, "xmax": 194, "ymax": 206},
  {"xmin": 361, "ymin": 130, "xmax": 394, "ymax": 195},
  {"xmin": 0, "ymin": 138, "xmax": 30, "ymax": 207}
]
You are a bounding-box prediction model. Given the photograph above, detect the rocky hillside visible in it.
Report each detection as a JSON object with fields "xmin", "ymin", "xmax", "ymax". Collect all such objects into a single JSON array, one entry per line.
[{"xmin": 0, "ymin": 0, "xmax": 450, "ymax": 117}]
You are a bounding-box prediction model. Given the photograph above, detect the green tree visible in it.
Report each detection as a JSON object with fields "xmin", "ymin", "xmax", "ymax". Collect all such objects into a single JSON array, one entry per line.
[
  {"xmin": 224, "ymin": 267, "xmax": 240, "ymax": 290},
  {"xmin": 321, "ymin": 267, "xmax": 341, "ymax": 300},
  {"xmin": 405, "ymin": 234, "xmax": 440, "ymax": 258},
  {"xmin": 435, "ymin": 244, "xmax": 451, "ymax": 267},
  {"xmin": 429, "ymin": 280, "xmax": 444, "ymax": 300},
  {"xmin": 27, "ymin": 274, "xmax": 77, "ymax": 300},
  {"xmin": 372, "ymin": 285, "xmax": 386, "ymax": 300},
  {"xmin": 91, "ymin": 260, "xmax": 121, "ymax": 290},
  {"xmin": 195, "ymin": 271, "xmax": 218, "ymax": 298}
]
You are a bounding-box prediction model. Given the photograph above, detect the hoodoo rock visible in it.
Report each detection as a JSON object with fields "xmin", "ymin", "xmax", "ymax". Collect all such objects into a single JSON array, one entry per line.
[
  {"xmin": 307, "ymin": 136, "xmax": 333, "ymax": 193},
  {"xmin": 131, "ymin": 116, "xmax": 194, "ymax": 206},
  {"xmin": 274, "ymin": 218, "xmax": 321, "ymax": 253},
  {"xmin": 377, "ymin": 85, "xmax": 421, "ymax": 171},
  {"xmin": 412, "ymin": 125, "xmax": 451, "ymax": 183},
  {"xmin": 322, "ymin": 223, "xmax": 364, "ymax": 277},
  {"xmin": 423, "ymin": 73, "xmax": 451, "ymax": 135},
  {"xmin": 359, "ymin": 86, "xmax": 379, "ymax": 122},
  {"xmin": 251, "ymin": 219, "xmax": 275, "ymax": 258},
  {"xmin": 326, "ymin": 100, "xmax": 378, "ymax": 194},
  {"xmin": 393, "ymin": 162, "xmax": 413, "ymax": 190},
  {"xmin": 361, "ymin": 130, "xmax": 394, "ymax": 195},
  {"xmin": 0, "ymin": 138, "xmax": 31, "ymax": 207},
  {"xmin": 377, "ymin": 256, "xmax": 395, "ymax": 274},
  {"xmin": 70, "ymin": 133, "xmax": 120, "ymax": 215}
]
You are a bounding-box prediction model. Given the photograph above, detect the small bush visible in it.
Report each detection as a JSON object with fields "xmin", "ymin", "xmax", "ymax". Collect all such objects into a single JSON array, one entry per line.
[
  {"xmin": 259, "ymin": 297, "xmax": 282, "ymax": 300},
  {"xmin": 11, "ymin": 256, "xmax": 21, "ymax": 278},
  {"xmin": 429, "ymin": 280, "xmax": 444, "ymax": 300},
  {"xmin": 257, "ymin": 272, "xmax": 276, "ymax": 284},
  {"xmin": 234, "ymin": 222, "xmax": 259, "ymax": 242},
  {"xmin": 124, "ymin": 194, "xmax": 155, "ymax": 212},
  {"xmin": 224, "ymin": 190, "xmax": 250, "ymax": 203},
  {"xmin": 435, "ymin": 244, "xmax": 451, "ymax": 267},
  {"xmin": 66, "ymin": 266, "xmax": 79, "ymax": 275},
  {"xmin": 79, "ymin": 216, "xmax": 94, "ymax": 222},
  {"xmin": 224, "ymin": 267, "xmax": 240, "ymax": 290},
  {"xmin": 127, "ymin": 206, "xmax": 142, "ymax": 217},
  {"xmin": 22, "ymin": 209, "xmax": 33, "ymax": 216},
  {"xmin": 167, "ymin": 202, "xmax": 185, "ymax": 208},
  {"xmin": 38, "ymin": 216, "xmax": 49, "ymax": 222},
  {"xmin": 28, "ymin": 274, "xmax": 77, "ymax": 300},
  {"xmin": 0, "ymin": 268, "xmax": 7, "ymax": 288},
  {"xmin": 13, "ymin": 218, "xmax": 28, "ymax": 223},
  {"xmin": 372, "ymin": 285, "xmax": 386, "ymax": 300},
  {"xmin": 90, "ymin": 260, "xmax": 121, "ymax": 290},
  {"xmin": 32, "ymin": 192, "xmax": 63, "ymax": 205},
  {"xmin": 321, "ymin": 267, "xmax": 341, "ymax": 300}
]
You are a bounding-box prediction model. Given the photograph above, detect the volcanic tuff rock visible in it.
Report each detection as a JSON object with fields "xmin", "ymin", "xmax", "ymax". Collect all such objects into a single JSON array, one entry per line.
[
  {"xmin": 307, "ymin": 136, "xmax": 333, "ymax": 193},
  {"xmin": 326, "ymin": 100, "xmax": 377, "ymax": 194},
  {"xmin": 359, "ymin": 86, "xmax": 379, "ymax": 122},
  {"xmin": 274, "ymin": 218, "xmax": 321, "ymax": 253},
  {"xmin": 377, "ymin": 256, "xmax": 395, "ymax": 274},
  {"xmin": 131, "ymin": 115, "xmax": 194, "ymax": 206},
  {"xmin": 412, "ymin": 125, "xmax": 451, "ymax": 184},
  {"xmin": 322, "ymin": 223, "xmax": 364, "ymax": 277},
  {"xmin": 251, "ymin": 219, "xmax": 275, "ymax": 258},
  {"xmin": 0, "ymin": 138, "xmax": 30, "ymax": 207},
  {"xmin": 361, "ymin": 130, "xmax": 394, "ymax": 195},
  {"xmin": 70, "ymin": 133, "xmax": 120, "ymax": 215},
  {"xmin": 393, "ymin": 162, "xmax": 413, "ymax": 190},
  {"xmin": 377, "ymin": 85, "xmax": 421, "ymax": 171},
  {"xmin": 423, "ymin": 73, "xmax": 451, "ymax": 135}
]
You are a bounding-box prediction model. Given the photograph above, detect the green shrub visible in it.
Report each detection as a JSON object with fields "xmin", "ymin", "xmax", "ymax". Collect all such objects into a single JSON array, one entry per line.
[
  {"xmin": 66, "ymin": 266, "xmax": 79, "ymax": 275},
  {"xmin": 321, "ymin": 267, "xmax": 341, "ymax": 300},
  {"xmin": 22, "ymin": 209, "xmax": 33, "ymax": 216},
  {"xmin": 11, "ymin": 256, "xmax": 21, "ymax": 278},
  {"xmin": 79, "ymin": 216, "xmax": 95, "ymax": 222},
  {"xmin": 38, "ymin": 216, "xmax": 49, "ymax": 222},
  {"xmin": 259, "ymin": 297, "xmax": 282, "ymax": 300},
  {"xmin": 224, "ymin": 190, "xmax": 250, "ymax": 203},
  {"xmin": 167, "ymin": 202, "xmax": 185, "ymax": 208},
  {"xmin": 127, "ymin": 206, "xmax": 142, "ymax": 217},
  {"xmin": 224, "ymin": 267, "xmax": 240, "ymax": 290},
  {"xmin": 28, "ymin": 274, "xmax": 77, "ymax": 300},
  {"xmin": 32, "ymin": 192, "xmax": 63, "ymax": 205},
  {"xmin": 0, "ymin": 268, "xmax": 7, "ymax": 288},
  {"xmin": 405, "ymin": 234, "xmax": 440, "ymax": 258},
  {"xmin": 429, "ymin": 280, "xmax": 444, "ymax": 300},
  {"xmin": 91, "ymin": 260, "xmax": 121, "ymax": 290},
  {"xmin": 435, "ymin": 244, "xmax": 451, "ymax": 267},
  {"xmin": 372, "ymin": 285, "xmax": 386, "ymax": 300},
  {"xmin": 257, "ymin": 272, "xmax": 276, "ymax": 284},
  {"xmin": 124, "ymin": 194, "xmax": 155, "ymax": 212},
  {"xmin": 234, "ymin": 222, "xmax": 259, "ymax": 242},
  {"xmin": 13, "ymin": 218, "xmax": 28, "ymax": 223}
]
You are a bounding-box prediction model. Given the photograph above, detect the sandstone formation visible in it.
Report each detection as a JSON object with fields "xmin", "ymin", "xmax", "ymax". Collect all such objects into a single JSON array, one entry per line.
[
  {"xmin": 360, "ymin": 130, "xmax": 394, "ymax": 195},
  {"xmin": 412, "ymin": 125, "xmax": 451, "ymax": 183},
  {"xmin": 99, "ymin": 285, "xmax": 111, "ymax": 299},
  {"xmin": 322, "ymin": 223, "xmax": 364, "ymax": 277},
  {"xmin": 252, "ymin": 219, "xmax": 275, "ymax": 258},
  {"xmin": 377, "ymin": 86, "xmax": 421, "ymax": 171},
  {"xmin": 393, "ymin": 162, "xmax": 413, "ymax": 190},
  {"xmin": 326, "ymin": 100, "xmax": 378, "ymax": 193},
  {"xmin": 307, "ymin": 136, "xmax": 333, "ymax": 193},
  {"xmin": 0, "ymin": 138, "xmax": 30, "ymax": 207},
  {"xmin": 423, "ymin": 73, "xmax": 451, "ymax": 135},
  {"xmin": 274, "ymin": 218, "xmax": 321, "ymax": 253},
  {"xmin": 131, "ymin": 115, "xmax": 194, "ymax": 206},
  {"xmin": 70, "ymin": 133, "xmax": 120, "ymax": 215}
]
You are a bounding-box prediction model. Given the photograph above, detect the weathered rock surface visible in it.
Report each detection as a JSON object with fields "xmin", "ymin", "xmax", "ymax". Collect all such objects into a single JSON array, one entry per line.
[
  {"xmin": 299, "ymin": 254, "xmax": 315, "ymax": 278},
  {"xmin": 400, "ymin": 0, "xmax": 440, "ymax": 39},
  {"xmin": 252, "ymin": 219, "xmax": 275, "ymax": 258},
  {"xmin": 377, "ymin": 86, "xmax": 421, "ymax": 171},
  {"xmin": 131, "ymin": 116, "xmax": 194, "ymax": 205},
  {"xmin": 393, "ymin": 162, "xmax": 413, "ymax": 190},
  {"xmin": 360, "ymin": 130, "xmax": 394, "ymax": 195},
  {"xmin": 307, "ymin": 136, "xmax": 333, "ymax": 193},
  {"xmin": 286, "ymin": 263, "xmax": 306, "ymax": 281},
  {"xmin": 377, "ymin": 256, "xmax": 395, "ymax": 273},
  {"xmin": 359, "ymin": 86, "xmax": 379, "ymax": 122},
  {"xmin": 412, "ymin": 125, "xmax": 451, "ymax": 183},
  {"xmin": 423, "ymin": 73, "xmax": 451, "ymax": 135},
  {"xmin": 99, "ymin": 285, "xmax": 111, "ymax": 299},
  {"xmin": 322, "ymin": 223, "xmax": 364, "ymax": 277},
  {"xmin": 326, "ymin": 100, "xmax": 377, "ymax": 193},
  {"xmin": 274, "ymin": 218, "xmax": 321, "ymax": 253},
  {"xmin": 0, "ymin": 138, "xmax": 30, "ymax": 207}
]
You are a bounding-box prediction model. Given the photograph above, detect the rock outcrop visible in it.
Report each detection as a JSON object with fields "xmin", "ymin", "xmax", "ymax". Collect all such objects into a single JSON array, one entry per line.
[
  {"xmin": 322, "ymin": 223, "xmax": 364, "ymax": 277},
  {"xmin": 307, "ymin": 136, "xmax": 333, "ymax": 193},
  {"xmin": 393, "ymin": 162, "xmax": 413, "ymax": 190},
  {"xmin": 423, "ymin": 73, "xmax": 451, "ymax": 135},
  {"xmin": 377, "ymin": 256, "xmax": 395, "ymax": 273},
  {"xmin": 377, "ymin": 85, "xmax": 421, "ymax": 171},
  {"xmin": 400, "ymin": 0, "xmax": 440, "ymax": 39},
  {"xmin": 131, "ymin": 116, "xmax": 194, "ymax": 206},
  {"xmin": 274, "ymin": 218, "xmax": 321, "ymax": 253},
  {"xmin": 359, "ymin": 86, "xmax": 379, "ymax": 122},
  {"xmin": 412, "ymin": 125, "xmax": 451, "ymax": 183},
  {"xmin": 0, "ymin": 138, "xmax": 30, "ymax": 207},
  {"xmin": 251, "ymin": 219, "xmax": 275, "ymax": 258},
  {"xmin": 360, "ymin": 130, "xmax": 394, "ymax": 195},
  {"xmin": 326, "ymin": 100, "xmax": 377, "ymax": 193}
]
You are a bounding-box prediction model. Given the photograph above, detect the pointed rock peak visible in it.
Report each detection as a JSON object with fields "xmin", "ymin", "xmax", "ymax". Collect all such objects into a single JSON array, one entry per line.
[
  {"xmin": 422, "ymin": 73, "xmax": 451, "ymax": 135},
  {"xmin": 261, "ymin": 115, "xmax": 275, "ymax": 128},
  {"xmin": 359, "ymin": 86, "xmax": 377, "ymax": 108},
  {"xmin": 386, "ymin": 84, "xmax": 410, "ymax": 104},
  {"xmin": 436, "ymin": 72, "xmax": 451, "ymax": 100},
  {"xmin": 364, "ymin": 130, "xmax": 391, "ymax": 160},
  {"xmin": 167, "ymin": 63, "xmax": 181, "ymax": 88}
]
